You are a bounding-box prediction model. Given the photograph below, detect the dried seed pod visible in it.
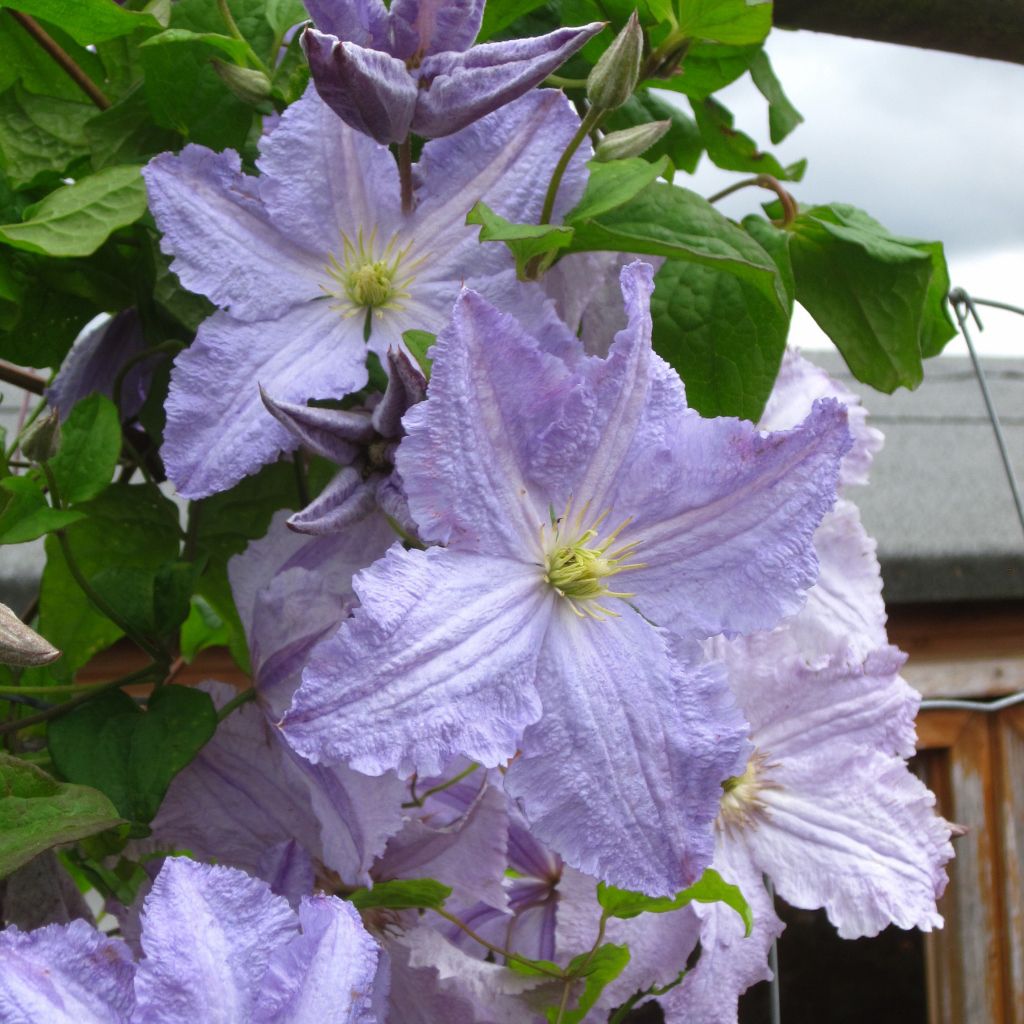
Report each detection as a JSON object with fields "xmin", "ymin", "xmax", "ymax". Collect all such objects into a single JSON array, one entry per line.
[{"xmin": 0, "ymin": 603, "xmax": 60, "ymax": 667}]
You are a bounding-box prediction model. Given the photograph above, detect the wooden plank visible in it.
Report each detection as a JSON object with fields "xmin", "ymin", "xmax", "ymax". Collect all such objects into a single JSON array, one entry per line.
[
  {"xmin": 920, "ymin": 711, "xmax": 1008, "ymax": 1024},
  {"xmin": 995, "ymin": 706, "xmax": 1024, "ymax": 1024}
]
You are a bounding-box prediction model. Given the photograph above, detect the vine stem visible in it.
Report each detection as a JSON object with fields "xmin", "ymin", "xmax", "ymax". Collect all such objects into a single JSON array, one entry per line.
[
  {"xmin": 398, "ymin": 137, "xmax": 414, "ymax": 214},
  {"xmin": 540, "ymin": 105, "xmax": 603, "ymax": 226},
  {"xmin": 217, "ymin": 687, "xmax": 255, "ymax": 721},
  {"xmin": 431, "ymin": 907, "xmax": 566, "ymax": 979},
  {"xmin": 0, "ymin": 361, "xmax": 46, "ymax": 395},
  {"xmin": 8, "ymin": 11, "xmax": 110, "ymax": 110},
  {"xmin": 0, "ymin": 663, "xmax": 163, "ymax": 736},
  {"xmin": 402, "ymin": 762, "xmax": 479, "ymax": 808},
  {"xmin": 706, "ymin": 174, "xmax": 798, "ymax": 227}
]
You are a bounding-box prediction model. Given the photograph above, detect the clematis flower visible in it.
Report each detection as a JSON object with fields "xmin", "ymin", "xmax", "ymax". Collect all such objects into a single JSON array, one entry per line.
[
  {"xmin": 302, "ymin": 0, "xmax": 602, "ymax": 143},
  {"xmin": 282, "ymin": 261, "xmax": 852, "ymax": 896},
  {"xmin": 261, "ymin": 349, "xmax": 426, "ymax": 535},
  {"xmin": 0, "ymin": 857, "xmax": 382, "ymax": 1023},
  {"xmin": 143, "ymin": 85, "xmax": 587, "ymax": 498}
]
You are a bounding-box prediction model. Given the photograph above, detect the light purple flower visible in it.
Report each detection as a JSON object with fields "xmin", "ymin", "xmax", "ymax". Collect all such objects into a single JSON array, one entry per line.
[
  {"xmin": 302, "ymin": 0, "xmax": 602, "ymax": 143},
  {"xmin": 143, "ymin": 85, "xmax": 587, "ymax": 498},
  {"xmin": 0, "ymin": 858, "xmax": 381, "ymax": 1024},
  {"xmin": 283, "ymin": 261, "xmax": 851, "ymax": 895}
]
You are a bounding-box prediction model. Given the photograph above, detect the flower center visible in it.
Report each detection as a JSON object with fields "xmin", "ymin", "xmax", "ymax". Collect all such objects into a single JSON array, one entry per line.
[
  {"xmin": 718, "ymin": 751, "xmax": 778, "ymax": 834},
  {"xmin": 541, "ymin": 498, "xmax": 644, "ymax": 620},
  {"xmin": 322, "ymin": 228, "xmax": 425, "ymax": 318}
]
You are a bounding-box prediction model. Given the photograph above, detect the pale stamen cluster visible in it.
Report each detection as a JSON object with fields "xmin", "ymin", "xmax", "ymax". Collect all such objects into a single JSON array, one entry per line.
[
  {"xmin": 718, "ymin": 750, "xmax": 780, "ymax": 835},
  {"xmin": 540, "ymin": 496, "xmax": 645, "ymax": 620},
  {"xmin": 322, "ymin": 227, "xmax": 427, "ymax": 318}
]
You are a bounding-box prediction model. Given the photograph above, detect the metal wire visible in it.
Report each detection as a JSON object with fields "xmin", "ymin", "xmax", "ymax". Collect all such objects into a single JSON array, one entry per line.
[
  {"xmin": 919, "ymin": 690, "xmax": 1024, "ymax": 713},
  {"xmin": 766, "ymin": 876, "xmax": 782, "ymax": 1024},
  {"xmin": 947, "ymin": 288, "xmax": 1024, "ymax": 538}
]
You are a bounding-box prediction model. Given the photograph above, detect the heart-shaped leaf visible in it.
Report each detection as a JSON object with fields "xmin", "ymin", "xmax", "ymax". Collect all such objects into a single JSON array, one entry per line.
[{"xmin": 48, "ymin": 685, "xmax": 217, "ymax": 828}]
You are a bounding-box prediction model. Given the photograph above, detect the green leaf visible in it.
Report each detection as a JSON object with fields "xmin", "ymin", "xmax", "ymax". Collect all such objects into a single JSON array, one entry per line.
[
  {"xmin": 0, "ymin": 475, "xmax": 84, "ymax": 543},
  {"xmin": 650, "ymin": 254, "xmax": 789, "ymax": 421},
  {"xmin": 0, "ymin": 83, "xmax": 93, "ymax": 189},
  {"xmin": 690, "ymin": 96, "xmax": 794, "ymax": 179},
  {"xmin": 748, "ymin": 48, "xmax": 802, "ymax": 144},
  {"xmin": 402, "ymin": 329, "xmax": 434, "ymax": 378},
  {"xmin": 0, "ymin": 0, "xmax": 160, "ymax": 44},
  {"xmin": 0, "ymin": 165, "xmax": 147, "ymax": 257},
  {"xmin": 466, "ymin": 201, "xmax": 574, "ymax": 279},
  {"xmin": 598, "ymin": 868, "xmax": 753, "ymax": 934},
  {"xmin": 140, "ymin": 26, "xmax": 256, "ymax": 66},
  {"xmin": 568, "ymin": 181, "xmax": 785, "ymax": 308},
  {"xmin": 48, "ymin": 685, "xmax": 217, "ymax": 827},
  {"xmin": 31, "ymin": 483, "xmax": 181, "ymax": 681},
  {"xmin": 567, "ymin": 156, "xmax": 671, "ymax": 223},
  {"xmin": 548, "ymin": 944, "xmax": 631, "ymax": 1024},
  {"xmin": 265, "ymin": 0, "xmax": 308, "ymax": 37},
  {"xmin": 348, "ymin": 877, "xmax": 452, "ymax": 911},
  {"xmin": 0, "ymin": 11, "xmax": 108, "ymax": 103},
  {"xmin": 675, "ymin": 0, "xmax": 772, "ymax": 45},
  {"xmin": 787, "ymin": 202, "xmax": 952, "ymax": 391},
  {"xmin": 478, "ymin": 0, "xmax": 547, "ymax": 40},
  {"xmin": 605, "ymin": 91, "xmax": 703, "ymax": 175},
  {"xmin": 48, "ymin": 393, "xmax": 122, "ymax": 503},
  {"xmin": 180, "ymin": 593, "xmax": 233, "ymax": 662},
  {"xmin": 89, "ymin": 560, "xmax": 200, "ymax": 644},
  {"xmin": 0, "ymin": 753, "xmax": 124, "ymax": 878},
  {"xmin": 84, "ymin": 86, "xmax": 180, "ymax": 170},
  {"xmin": 915, "ymin": 239, "xmax": 956, "ymax": 357},
  {"xmin": 659, "ymin": 42, "xmax": 761, "ymax": 100}
]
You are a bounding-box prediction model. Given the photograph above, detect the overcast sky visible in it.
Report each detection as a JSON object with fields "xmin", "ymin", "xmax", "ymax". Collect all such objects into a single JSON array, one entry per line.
[{"xmin": 672, "ymin": 28, "xmax": 1024, "ymax": 358}]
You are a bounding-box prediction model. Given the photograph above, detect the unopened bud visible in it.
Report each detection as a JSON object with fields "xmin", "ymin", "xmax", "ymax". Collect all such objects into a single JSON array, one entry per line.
[
  {"xmin": 0, "ymin": 603, "xmax": 60, "ymax": 668},
  {"xmin": 20, "ymin": 409, "xmax": 60, "ymax": 464},
  {"xmin": 212, "ymin": 60, "xmax": 273, "ymax": 106},
  {"xmin": 595, "ymin": 119, "xmax": 671, "ymax": 161},
  {"xmin": 587, "ymin": 12, "xmax": 643, "ymax": 111}
]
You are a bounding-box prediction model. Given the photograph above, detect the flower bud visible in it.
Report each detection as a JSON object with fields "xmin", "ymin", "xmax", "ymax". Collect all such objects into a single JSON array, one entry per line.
[
  {"xmin": 20, "ymin": 409, "xmax": 60, "ymax": 464},
  {"xmin": 212, "ymin": 60, "xmax": 273, "ymax": 106},
  {"xmin": 0, "ymin": 603, "xmax": 60, "ymax": 668},
  {"xmin": 587, "ymin": 12, "xmax": 643, "ymax": 112},
  {"xmin": 595, "ymin": 119, "xmax": 671, "ymax": 161}
]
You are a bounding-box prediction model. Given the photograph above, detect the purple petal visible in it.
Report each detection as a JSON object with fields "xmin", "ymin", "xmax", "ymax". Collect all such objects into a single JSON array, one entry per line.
[
  {"xmin": 162, "ymin": 303, "xmax": 368, "ymax": 498},
  {"xmin": 387, "ymin": 0, "xmax": 484, "ymax": 58},
  {"xmin": 283, "ymin": 544, "xmax": 552, "ymax": 776},
  {"xmin": 0, "ymin": 920, "xmax": 135, "ymax": 1024},
  {"xmin": 252, "ymin": 895, "xmax": 380, "ymax": 1023},
  {"xmin": 505, "ymin": 612, "xmax": 750, "ymax": 896},
  {"xmin": 305, "ymin": 0, "xmax": 389, "ymax": 48},
  {"xmin": 376, "ymin": 780, "xmax": 509, "ymax": 911},
  {"xmin": 256, "ymin": 82, "xmax": 404, "ymax": 260},
  {"xmin": 371, "ymin": 349, "xmax": 427, "ymax": 438},
  {"xmin": 260, "ymin": 389, "xmax": 372, "ymax": 462},
  {"xmin": 133, "ymin": 859, "xmax": 297, "ymax": 1023},
  {"xmin": 412, "ymin": 26, "xmax": 602, "ymax": 137},
  {"xmin": 662, "ymin": 843, "xmax": 783, "ymax": 1024},
  {"xmin": 258, "ymin": 840, "xmax": 316, "ymax": 907},
  {"xmin": 143, "ymin": 147, "xmax": 322, "ymax": 322},
  {"xmin": 396, "ymin": 290, "xmax": 561, "ymax": 555},
  {"xmin": 761, "ymin": 348, "xmax": 883, "ymax": 488},
  {"xmin": 303, "ymin": 30, "xmax": 418, "ymax": 145},
  {"xmin": 742, "ymin": 746, "xmax": 952, "ymax": 938},
  {"xmin": 413, "ymin": 90, "xmax": 588, "ymax": 258},
  {"xmin": 288, "ymin": 471, "xmax": 381, "ymax": 535},
  {"xmin": 47, "ymin": 310, "xmax": 151, "ymax": 421}
]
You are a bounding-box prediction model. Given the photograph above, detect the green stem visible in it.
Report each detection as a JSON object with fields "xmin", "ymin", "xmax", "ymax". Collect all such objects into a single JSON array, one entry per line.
[
  {"xmin": 384, "ymin": 514, "xmax": 425, "ymax": 550},
  {"xmin": 553, "ymin": 979, "xmax": 574, "ymax": 1024},
  {"xmin": 8, "ymin": 11, "xmax": 110, "ymax": 110},
  {"xmin": 540, "ymin": 106, "xmax": 604, "ymax": 226},
  {"xmin": 5, "ymin": 400, "xmax": 48, "ymax": 462},
  {"xmin": 0, "ymin": 360, "xmax": 46, "ymax": 395},
  {"xmin": 432, "ymin": 908, "xmax": 565, "ymax": 978},
  {"xmin": 42, "ymin": 464, "xmax": 168, "ymax": 664},
  {"xmin": 0, "ymin": 663, "xmax": 162, "ymax": 736},
  {"xmin": 545, "ymin": 74, "xmax": 590, "ymax": 89},
  {"xmin": 0, "ymin": 681, "xmax": 115, "ymax": 696},
  {"xmin": 402, "ymin": 762, "xmax": 479, "ymax": 807},
  {"xmin": 216, "ymin": 0, "xmax": 246, "ymax": 43},
  {"xmin": 217, "ymin": 687, "xmax": 256, "ymax": 721}
]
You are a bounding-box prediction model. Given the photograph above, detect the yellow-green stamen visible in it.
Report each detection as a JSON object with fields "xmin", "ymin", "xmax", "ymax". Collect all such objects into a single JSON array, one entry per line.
[
  {"xmin": 719, "ymin": 751, "xmax": 778, "ymax": 833},
  {"xmin": 540, "ymin": 497, "xmax": 644, "ymax": 620},
  {"xmin": 322, "ymin": 227, "xmax": 426, "ymax": 319}
]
